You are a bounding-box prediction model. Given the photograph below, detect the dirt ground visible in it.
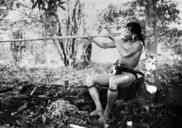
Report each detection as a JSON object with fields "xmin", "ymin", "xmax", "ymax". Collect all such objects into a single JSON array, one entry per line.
[{"xmin": 0, "ymin": 63, "xmax": 182, "ymax": 128}]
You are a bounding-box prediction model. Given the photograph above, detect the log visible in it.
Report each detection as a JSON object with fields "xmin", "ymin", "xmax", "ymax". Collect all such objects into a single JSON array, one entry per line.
[
  {"xmin": 0, "ymin": 87, "xmax": 13, "ymax": 93},
  {"xmin": 1, "ymin": 95, "xmax": 29, "ymax": 112}
]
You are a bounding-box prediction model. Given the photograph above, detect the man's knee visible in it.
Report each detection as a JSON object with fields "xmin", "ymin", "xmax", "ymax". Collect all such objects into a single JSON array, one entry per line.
[
  {"xmin": 109, "ymin": 77, "xmax": 118, "ymax": 91},
  {"xmin": 86, "ymin": 75, "xmax": 96, "ymax": 87}
]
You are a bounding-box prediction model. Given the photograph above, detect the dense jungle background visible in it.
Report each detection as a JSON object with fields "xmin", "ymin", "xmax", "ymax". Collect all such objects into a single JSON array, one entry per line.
[{"xmin": 0, "ymin": 0, "xmax": 182, "ymax": 128}]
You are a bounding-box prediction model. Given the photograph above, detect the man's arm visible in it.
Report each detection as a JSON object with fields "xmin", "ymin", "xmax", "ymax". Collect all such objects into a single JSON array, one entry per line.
[
  {"xmin": 87, "ymin": 38, "xmax": 116, "ymax": 49},
  {"xmin": 117, "ymin": 41, "xmax": 143, "ymax": 57}
]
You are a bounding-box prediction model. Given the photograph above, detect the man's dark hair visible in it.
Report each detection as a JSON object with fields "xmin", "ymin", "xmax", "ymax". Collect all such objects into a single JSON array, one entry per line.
[{"xmin": 126, "ymin": 22, "xmax": 145, "ymax": 46}]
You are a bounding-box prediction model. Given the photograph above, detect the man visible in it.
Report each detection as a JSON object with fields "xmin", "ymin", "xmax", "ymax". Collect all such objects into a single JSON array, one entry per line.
[{"xmin": 85, "ymin": 22, "xmax": 145, "ymax": 124}]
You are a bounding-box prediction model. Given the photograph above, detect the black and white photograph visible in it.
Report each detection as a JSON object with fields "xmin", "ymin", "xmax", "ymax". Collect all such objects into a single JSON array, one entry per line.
[{"xmin": 0, "ymin": 0, "xmax": 182, "ymax": 128}]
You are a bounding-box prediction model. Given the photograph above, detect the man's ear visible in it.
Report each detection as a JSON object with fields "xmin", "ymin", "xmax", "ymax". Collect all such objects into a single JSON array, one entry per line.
[
  {"xmin": 131, "ymin": 34, "xmax": 137, "ymax": 41},
  {"xmin": 132, "ymin": 35, "xmax": 135, "ymax": 40}
]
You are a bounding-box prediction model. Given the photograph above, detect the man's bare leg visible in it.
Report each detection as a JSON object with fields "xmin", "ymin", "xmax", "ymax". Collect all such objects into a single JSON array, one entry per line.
[
  {"xmin": 86, "ymin": 74, "xmax": 111, "ymax": 117},
  {"xmin": 88, "ymin": 86, "xmax": 104, "ymax": 117},
  {"xmin": 98, "ymin": 73, "xmax": 135, "ymax": 124},
  {"xmin": 99, "ymin": 89, "xmax": 118, "ymax": 123}
]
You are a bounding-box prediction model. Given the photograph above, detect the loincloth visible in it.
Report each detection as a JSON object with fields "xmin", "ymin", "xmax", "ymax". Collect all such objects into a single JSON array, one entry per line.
[{"xmin": 112, "ymin": 61, "xmax": 144, "ymax": 79}]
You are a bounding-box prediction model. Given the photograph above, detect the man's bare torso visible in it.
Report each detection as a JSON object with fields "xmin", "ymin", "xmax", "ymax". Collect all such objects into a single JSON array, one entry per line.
[{"xmin": 115, "ymin": 38, "xmax": 143, "ymax": 68}]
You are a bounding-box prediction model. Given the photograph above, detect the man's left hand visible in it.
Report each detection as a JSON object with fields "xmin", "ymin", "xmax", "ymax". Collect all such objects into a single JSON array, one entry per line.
[{"xmin": 84, "ymin": 36, "xmax": 94, "ymax": 42}]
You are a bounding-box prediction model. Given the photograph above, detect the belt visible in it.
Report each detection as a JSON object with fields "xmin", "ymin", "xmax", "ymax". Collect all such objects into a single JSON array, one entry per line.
[{"xmin": 113, "ymin": 61, "xmax": 144, "ymax": 79}]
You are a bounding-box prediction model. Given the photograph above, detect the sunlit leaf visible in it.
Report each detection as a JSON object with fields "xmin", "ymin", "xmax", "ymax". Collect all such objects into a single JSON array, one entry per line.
[
  {"xmin": 16, "ymin": 2, "xmax": 20, "ymax": 8},
  {"xmin": 31, "ymin": 0, "xmax": 35, "ymax": 4},
  {"xmin": 59, "ymin": 1, "xmax": 66, "ymax": 5},
  {"xmin": 42, "ymin": 114, "xmax": 46, "ymax": 124},
  {"xmin": 32, "ymin": 1, "xmax": 38, "ymax": 9},
  {"xmin": 58, "ymin": 5, "xmax": 66, "ymax": 11}
]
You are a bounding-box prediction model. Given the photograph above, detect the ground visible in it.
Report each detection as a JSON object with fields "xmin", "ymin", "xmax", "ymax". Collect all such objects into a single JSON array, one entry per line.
[{"xmin": 0, "ymin": 62, "xmax": 182, "ymax": 128}]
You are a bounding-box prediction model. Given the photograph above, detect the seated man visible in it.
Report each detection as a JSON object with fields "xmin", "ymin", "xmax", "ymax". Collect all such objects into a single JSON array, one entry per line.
[{"xmin": 85, "ymin": 22, "xmax": 145, "ymax": 124}]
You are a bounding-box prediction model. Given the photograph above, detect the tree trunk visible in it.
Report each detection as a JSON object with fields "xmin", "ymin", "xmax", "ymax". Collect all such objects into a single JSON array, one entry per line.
[
  {"xmin": 83, "ymin": 41, "xmax": 92, "ymax": 65},
  {"xmin": 42, "ymin": 0, "xmax": 84, "ymax": 67},
  {"xmin": 65, "ymin": 0, "xmax": 83, "ymax": 67}
]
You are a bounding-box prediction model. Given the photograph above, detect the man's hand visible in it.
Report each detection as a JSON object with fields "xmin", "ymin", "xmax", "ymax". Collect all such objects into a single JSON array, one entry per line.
[
  {"xmin": 105, "ymin": 28, "xmax": 118, "ymax": 41},
  {"xmin": 84, "ymin": 36, "xmax": 94, "ymax": 42},
  {"xmin": 105, "ymin": 26, "xmax": 125, "ymax": 41}
]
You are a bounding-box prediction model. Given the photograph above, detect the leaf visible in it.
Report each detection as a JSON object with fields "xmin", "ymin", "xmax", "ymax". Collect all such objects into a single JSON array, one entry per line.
[
  {"xmin": 59, "ymin": 1, "xmax": 67, "ymax": 5},
  {"xmin": 17, "ymin": 102, "xmax": 27, "ymax": 112},
  {"xmin": 48, "ymin": 11, "xmax": 57, "ymax": 17},
  {"xmin": 32, "ymin": 1, "xmax": 38, "ymax": 9},
  {"xmin": 16, "ymin": 3, "xmax": 20, "ymax": 8},
  {"xmin": 42, "ymin": 114, "xmax": 47, "ymax": 124},
  {"xmin": 59, "ymin": 5, "xmax": 66, "ymax": 11},
  {"xmin": 31, "ymin": 0, "xmax": 35, "ymax": 3}
]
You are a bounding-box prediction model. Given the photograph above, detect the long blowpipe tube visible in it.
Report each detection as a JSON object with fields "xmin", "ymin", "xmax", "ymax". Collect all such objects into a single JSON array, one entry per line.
[{"xmin": 0, "ymin": 33, "xmax": 121, "ymax": 43}]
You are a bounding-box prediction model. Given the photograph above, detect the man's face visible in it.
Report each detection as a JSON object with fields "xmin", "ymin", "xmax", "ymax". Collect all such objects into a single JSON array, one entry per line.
[{"xmin": 123, "ymin": 27, "xmax": 132, "ymax": 39}]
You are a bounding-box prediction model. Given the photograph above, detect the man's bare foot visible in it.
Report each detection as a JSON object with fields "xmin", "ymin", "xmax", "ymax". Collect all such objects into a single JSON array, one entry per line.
[
  {"xmin": 90, "ymin": 109, "xmax": 103, "ymax": 117},
  {"xmin": 98, "ymin": 113, "xmax": 109, "ymax": 124}
]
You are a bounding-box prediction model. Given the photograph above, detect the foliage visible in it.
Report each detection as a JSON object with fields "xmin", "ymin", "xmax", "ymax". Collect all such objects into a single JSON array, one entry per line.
[
  {"xmin": 0, "ymin": 0, "xmax": 48, "ymax": 65},
  {"xmin": 131, "ymin": 0, "xmax": 180, "ymax": 52},
  {"xmin": 0, "ymin": 0, "xmax": 15, "ymax": 18},
  {"xmin": 1, "ymin": 0, "xmax": 88, "ymax": 67},
  {"xmin": 30, "ymin": 0, "xmax": 89, "ymax": 67},
  {"xmin": 56, "ymin": 0, "xmax": 84, "ymax": 67},
  {"xmin": 31, "ymin": 0, "xmax": 66, "ymax": 16},
  {"xmin": 129, "ymin": 0, "xmax": 180, "ymax": 46},
  {"xmin": 0, "ymin": 0, "xmax": 14, "ymax": 8},
  {"xmin": 10, "ymin": 30, "xmax": 26, "ymax": 63},
  {"xmin": 97, "ymin": 4, "xmax": 129, "ymax": 33}
]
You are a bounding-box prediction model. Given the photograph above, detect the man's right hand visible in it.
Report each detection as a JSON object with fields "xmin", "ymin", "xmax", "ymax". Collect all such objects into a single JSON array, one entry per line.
[{"xmin": 84, "ymin": 36, "xmax": 93, "ymax": 42}]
